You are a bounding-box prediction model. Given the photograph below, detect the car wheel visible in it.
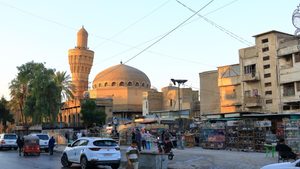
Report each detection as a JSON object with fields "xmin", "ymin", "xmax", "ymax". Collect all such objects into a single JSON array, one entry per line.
[
  {"xmin": 80, "ymin": 156, "xmax": 90, "ymax": 169},
  {"xmin": 111, "ymin": 164, "xmax": 120, "ymax": 169},
  {"xmin": 61, "ymin": 153, "xmax": 72, "ymax": 167}
]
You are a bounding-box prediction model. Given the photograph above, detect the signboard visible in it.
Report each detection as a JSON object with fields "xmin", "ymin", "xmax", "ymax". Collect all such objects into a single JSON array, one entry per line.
[{"xmin": 255, "ymin": 120, "xmax": 271, "ymax": 127}]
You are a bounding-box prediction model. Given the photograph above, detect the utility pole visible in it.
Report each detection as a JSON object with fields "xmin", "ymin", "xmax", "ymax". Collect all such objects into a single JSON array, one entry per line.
[{"xmin": 171, "ymin": 79, "xmax": 187, "ymax": 150}]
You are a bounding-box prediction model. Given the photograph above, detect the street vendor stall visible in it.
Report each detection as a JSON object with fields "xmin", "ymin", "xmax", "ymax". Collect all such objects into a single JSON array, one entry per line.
[{"xmin": 200, "ymin": 121, "xmax": 226, "ymax": 149}]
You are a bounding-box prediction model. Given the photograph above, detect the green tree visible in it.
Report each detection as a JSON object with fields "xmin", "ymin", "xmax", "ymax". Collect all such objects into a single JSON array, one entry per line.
[
  {"xmin": 80, "ymin": 99, "xmax": 106, "ymax": 128},
  {"xmin": 54, "ymin": 71, "xmax": 74, "ymax": 102},
  {"xmin": 0, "ymin": 97, "xmax": 14, "ymax": 132}
]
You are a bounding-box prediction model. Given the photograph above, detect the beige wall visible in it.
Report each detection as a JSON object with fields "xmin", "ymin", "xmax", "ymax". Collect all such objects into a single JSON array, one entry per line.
[{"xmin": 199, "ymin": 70, "xmax": 220, "ymax": 115}]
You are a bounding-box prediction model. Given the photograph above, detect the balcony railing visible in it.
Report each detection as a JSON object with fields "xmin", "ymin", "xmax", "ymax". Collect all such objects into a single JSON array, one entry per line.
[
  {"xmin": 242, "ymin": 72, "xmax": 260, "ymax": 82},
  {"xmin": 244, "ymin": 96, "xmax": 262, "ymax": 107}
]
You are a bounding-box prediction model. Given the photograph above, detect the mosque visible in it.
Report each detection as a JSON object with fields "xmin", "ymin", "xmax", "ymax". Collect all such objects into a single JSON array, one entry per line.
[{"xmin": 60, "ymin": 27, "xmax": 199, "ymax": 127}]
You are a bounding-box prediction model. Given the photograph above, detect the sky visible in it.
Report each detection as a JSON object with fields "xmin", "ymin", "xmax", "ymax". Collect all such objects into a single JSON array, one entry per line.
[{"xmin": 0, "ymin": 0, "xmax": 297, "ymax": 99}]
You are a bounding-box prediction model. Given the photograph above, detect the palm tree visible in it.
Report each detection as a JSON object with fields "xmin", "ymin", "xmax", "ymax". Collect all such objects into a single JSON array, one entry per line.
[
  {"xmin": 0, "ymin": 97, "xmax": 14, "ymax": 132},
  {"xmin": 9, "ymin": 78, "xmax": 28, "ymax": 124},
  {"xmin": 54, "ymin": 71, "xmax": 74, "ymax": 102}
]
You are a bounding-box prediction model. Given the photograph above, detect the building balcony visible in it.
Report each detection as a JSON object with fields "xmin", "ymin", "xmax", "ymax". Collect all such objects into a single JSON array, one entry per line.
[
  {"xmin": 242, "ymin": 72, "xmax": 260, "ymax": 82},
  {"xmin": 244, "ymin": 96, "xmax": 262, "ymax": 107}
]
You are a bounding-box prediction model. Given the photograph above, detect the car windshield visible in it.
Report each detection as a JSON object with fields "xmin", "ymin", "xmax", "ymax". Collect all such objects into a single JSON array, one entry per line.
[
  {"xmin": 4, "ymin": 135, "xmax": 17, "ymax": 139},
  {"xmin": 93, "ymin": 140, "xmax": 117, "ymax": 147},
  {"xmin": 37, "ymin": 135, "xmax": 49, "ymax": 140}
]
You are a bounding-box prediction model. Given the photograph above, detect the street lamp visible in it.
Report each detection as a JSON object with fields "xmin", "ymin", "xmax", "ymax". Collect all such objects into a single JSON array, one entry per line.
[{"xmin": 171, "ymin": 79, "xmax": 187, "ymax": 150}]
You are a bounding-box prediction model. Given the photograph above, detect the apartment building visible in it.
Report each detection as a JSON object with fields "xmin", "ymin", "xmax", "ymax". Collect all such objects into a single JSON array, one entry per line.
[
  {"xmin": 217, "ymin": 64, "xmax": 242, "ymax": 113},
  {"xmin": 199, "ymin": 70, "xmax": 220, "ymax": 116},
  {"xmin": 200, "ymin": 30, "xmax": 300, "ymax": 116},
  {"xmin": 278, "ymin": 35, "xmax": 300, "ymax": 112}
]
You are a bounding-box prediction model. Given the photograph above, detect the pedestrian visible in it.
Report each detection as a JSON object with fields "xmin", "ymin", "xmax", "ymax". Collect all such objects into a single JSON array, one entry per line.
[
  {"xmin": 131, "ymin": 129, "xmax": 136, "ymax": 142},
  {"xmin": 141, "ymin": 130, "xmax": 146, "ymax": 150},
  {"xmin": 16, "ymin": 136, "xmax": 24, "ymax": 156},
  {"xmin": 135, "ymin": 129, "xmax": 142, "ymax": 151},
  {"xmin": 48, "ymin": 136, "xmax": 56, "ymax": 155},
  {"xmin": 65, "ymin": 131, "xmax": 69, "ymax": 143},
  {"xmin": 276, "ymin": 138, "xmax": 298, "ymax": 160},
  {"xmin": 145, "ymin": 131, "xmax": 152, "ymax": 150},
  {"xmin": 126, "ymin": 140, "xmax": 140, "ymax": 169}
]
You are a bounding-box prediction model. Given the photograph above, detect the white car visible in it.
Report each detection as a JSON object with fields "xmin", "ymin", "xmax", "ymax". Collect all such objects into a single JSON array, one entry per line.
[
  {"xmin": 61, "ymin": 137, "xmax": 121, "ymax": 169},
  {"xmin": 261, "ymin": 159, "xmax": 300, "ymax": 169},
  {"xmin": 29, "ymin": 133, "xmax": 50, "ymax": 152},
  {"xmin": 0, "ymin": 133, "xmax": 18, "ymax": 150}
]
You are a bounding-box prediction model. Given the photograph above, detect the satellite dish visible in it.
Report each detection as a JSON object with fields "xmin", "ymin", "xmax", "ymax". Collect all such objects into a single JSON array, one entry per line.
[{"xmin": 292, "ymin": 6, "xmax": 300, "ymax": 35}]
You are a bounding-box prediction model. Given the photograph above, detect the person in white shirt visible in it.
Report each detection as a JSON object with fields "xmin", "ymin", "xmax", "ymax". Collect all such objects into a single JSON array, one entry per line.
[{"xmin": 126, "ymin": 140, "xmax": 140, "ymax": 169}]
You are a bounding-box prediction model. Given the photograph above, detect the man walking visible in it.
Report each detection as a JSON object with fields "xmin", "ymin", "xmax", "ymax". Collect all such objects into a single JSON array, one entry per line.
[
  {"xmin": 16, "ymin": 136, "xmax": 24, "ymax": 156},
  {"xmin": 48, "ymin": 136, "xmax": 55, "ymax": 155}
]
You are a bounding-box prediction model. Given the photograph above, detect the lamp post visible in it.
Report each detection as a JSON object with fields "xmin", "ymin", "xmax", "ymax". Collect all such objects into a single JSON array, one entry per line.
[{"xmin": 171, "ymin": 79, "xmax": 187, "ymax": 150}]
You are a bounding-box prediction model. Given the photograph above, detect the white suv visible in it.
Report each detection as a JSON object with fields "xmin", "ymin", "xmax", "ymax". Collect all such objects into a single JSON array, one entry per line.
[
  {"xmin": 0, "ymin": 133, "xmax": 18, "ymax": 150},
  {"xmin": 29, "ymin": 133, "xmax": 50, "ymax": 152},
  {"xmin": 61, "ymin": 137, "xmax": 121, "ymax": 169}
]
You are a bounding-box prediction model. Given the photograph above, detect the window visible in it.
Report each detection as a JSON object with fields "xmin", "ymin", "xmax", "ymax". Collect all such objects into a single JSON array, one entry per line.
[
  {"xmin": 295, "ymin": 52, "xmax": 300, "ymax": 63},
  {"xmin": 128, "ymin": 82, "xmax": 132, "ymax": 86},
  {"xmin": 244, "ymin": 90, "xmax": 251, "ymax": 97},
  {"xmin": 261, "ymin": 38, "xmax": 269, "ymax": 43},
  {"xmin": 283, "ymin": 83, "xmax": 295, "ymax": 96},
  {"xmin": 263, "ymin": 56, "xmax": 270, "ymax": 61},
  {"xmin": 169, "ymin": 99, "xmax": 173, "ymax": 107},
  {"xmin": 266, "ymin": 99, "xmax": 273, "ymax": 104},
  {"xmin": 111, "ymin": 82, "xmax": 116, "ymax": 86},
  {"xmin": 265, "ymin": 91, "xmax": 272, "ymax": 95},
  {"xmin": 283, "ymin": 105, "xmax": 290, "ymax": 110},
  {"xmin": 93, "ymin": 140, "xmax": 117, "ymax": 147},
  {"xmin": 119, "ymin": 82, "xmax": 125, "ymax": 86},
  {"xmin": 104, "ymin": 82, "xmax": 108, "ymax": 87},
  {"xmin": 264, "ymin": 73, "xmax": 271, "ymax": 78},
  {"xmin": 142, "ymin": 83, "xmax": 145, "ymax": 87},
  {"xmin": 253, "ymin": 89, "xmax": 258, "ymax": 96},
  {"xmin": 262, "ymin": 47, "xmax": 269, "ymax": 52},
  {"xmin": 265, "ymin": 82, "xmax": 272, "ymax": 87},
  {"xmin": 135, "ymin": 82, "xmax": 140, "ymax": 86},
  {"xmin": 297, "ymin": 81, "xmax": 300, "ymax": 91},
  {"xmin": 98, "ymin": 83, "xmax": 101, "ymax": 87},
  {"xmin": 263, "ymin": 64, "xmax": 270, "ymax": 69},
  {"xmin": 244, "ymin": 64, "xmax": 256, "ymax": 75}
]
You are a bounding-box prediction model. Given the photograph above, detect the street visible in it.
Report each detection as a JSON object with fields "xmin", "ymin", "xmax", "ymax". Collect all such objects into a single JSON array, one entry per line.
[{"xmin": 0, "ymin": 147, "xmax": 279, "ymax": 169}]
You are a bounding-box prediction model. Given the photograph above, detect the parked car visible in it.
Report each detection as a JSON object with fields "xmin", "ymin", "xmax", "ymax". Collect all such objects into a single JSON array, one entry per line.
[
  {"xmin": 261, "ymin": 159, "xmax": 300, "ymax": 169},
  {"xmin": 29, "ymin": 133, "xmax": 50, "ymax": 152},
  {"xmin": 0, "ymin": 133, "xmax": 18, "ymax": 150},
  {"xmin": 61, "ymin": 137, "xmax": 121, "ymax": 169}
]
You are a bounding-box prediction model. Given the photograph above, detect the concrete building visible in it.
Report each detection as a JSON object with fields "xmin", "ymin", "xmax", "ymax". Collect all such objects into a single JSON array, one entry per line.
[
  {"xmin": 200, "ymin": 30, "xmax": 300, "ymax": 117},
  {"xmin": 239, "ymin": 30, "xmax": 296, "ymax": 113},
  {"xmin": 217, "ymin": 64, "xmax": 242, "ymax": 113},
  {"xmin": 277, "ymin": 34, "xmax": 300, "ymax": 112},
  {"xmin": 199, "ymin": 70, "xmax": 220, "ymax": 116},
  {"xmin": 142, "ymin": 85, "xmax": 200, "ymax": 120}
]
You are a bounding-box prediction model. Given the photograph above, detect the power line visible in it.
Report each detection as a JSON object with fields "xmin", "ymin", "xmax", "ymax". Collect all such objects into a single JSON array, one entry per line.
[
  {"xmin": 176, "ymin": 0, "xmax": 253, "ymax": 47},
  {"xmin": 123, "ymin": 0, "xmax": 215, "ymax": 64},
  {"xmin": 92, "ymin": 0, "xmax": 172, "ymax": 49},
  {"xmin": 92, "ymin": 0, "xmax": 215, "ymax": 82}
]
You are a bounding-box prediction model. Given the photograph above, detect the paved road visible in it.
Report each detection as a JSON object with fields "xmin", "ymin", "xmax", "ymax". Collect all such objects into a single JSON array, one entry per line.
[
  {"xmin": 0, "ymin": 149, "xmax": 114, "ymax": 169},
  {"xmin": 0, "ymin": 147, "xmax": 279, "ymax": 169}
]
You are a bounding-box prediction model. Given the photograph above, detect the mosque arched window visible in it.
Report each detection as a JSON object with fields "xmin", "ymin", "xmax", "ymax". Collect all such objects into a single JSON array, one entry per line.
[
  {"xmin": 147, "ymin": 84, "xmax": 149, "ymax": 88},
  {"xmin": 104, "ymin": 82, "xmax": 108, "ymax": 87},
  {"xmin": 128, "ymin": 82, "xmax": 133, "ymax": 86},
  {"xmin": 112, "ymin": 82, "xmax": 116, "ymax": 86},
  {"xmin": 135, "ymin": 82, "xmax": 140, "ymax": 87},
  {"xmin": 142, "ymin": 83, "xmax": 145, "ymax": 87},
  {"xmin": 98, "ymin": 83, "xmax": 101, "ymax": 87},
  {"xmin": 119, "ymin": 82, "xmax": 125, "ymax": 86}
]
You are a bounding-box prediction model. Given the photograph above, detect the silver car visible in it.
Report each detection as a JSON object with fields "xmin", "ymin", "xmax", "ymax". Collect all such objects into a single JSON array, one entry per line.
[{"xmin": 0, "ymin": 133, "xmax": 18, "ymax": 150}]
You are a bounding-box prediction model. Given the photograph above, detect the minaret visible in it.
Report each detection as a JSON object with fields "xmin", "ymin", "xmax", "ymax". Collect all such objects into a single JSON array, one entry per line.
[{"xmin": 68, "ymin": 26, "xmax": 94, "ymax": 99}]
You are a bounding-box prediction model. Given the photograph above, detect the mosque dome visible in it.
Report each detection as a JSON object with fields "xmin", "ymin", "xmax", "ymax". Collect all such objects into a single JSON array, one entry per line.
[{"xmin": 92, "ymin": 64, "xmax": 151, "ymax": 89}]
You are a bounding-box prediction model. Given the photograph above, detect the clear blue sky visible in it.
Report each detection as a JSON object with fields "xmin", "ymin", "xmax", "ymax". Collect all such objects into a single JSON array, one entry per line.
[{"xmin": 0, "ymin": 0, "xmax": 297, "ymax": 99}]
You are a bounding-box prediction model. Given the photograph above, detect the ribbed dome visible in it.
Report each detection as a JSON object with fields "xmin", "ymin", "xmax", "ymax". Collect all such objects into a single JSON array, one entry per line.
[{"xmin": 92, "ymin": 64, "xmax": 151, "ymax": 88}]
